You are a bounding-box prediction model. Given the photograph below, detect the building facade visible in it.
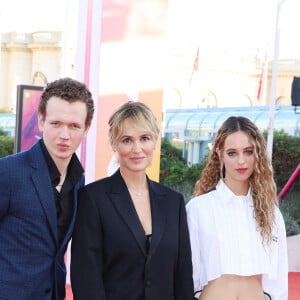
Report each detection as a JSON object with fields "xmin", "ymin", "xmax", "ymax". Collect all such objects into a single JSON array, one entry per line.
[
  {"xmin": 1, "ymin": 28, "xmax": 300, "ymax": 112},
  {"xmin": 0, "ymin": 31, "xmax": 64, "ymax": 110}
]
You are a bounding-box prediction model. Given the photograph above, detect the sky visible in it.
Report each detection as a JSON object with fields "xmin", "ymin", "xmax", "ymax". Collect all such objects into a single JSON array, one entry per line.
[
  {"xmin": 1, "ymin": 0, "xmax": 299, "ymax": 61},
  {"xmin": 0, "ymin": 0, "xmax": 70, "ymax": 32},
  {"xmin": 168, "ymin": 0, "xmax": 300, "ymax": 60}
]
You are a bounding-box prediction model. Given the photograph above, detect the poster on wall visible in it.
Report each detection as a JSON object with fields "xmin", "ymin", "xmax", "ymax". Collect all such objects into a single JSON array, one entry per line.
[{"xmin": 14, "ymin": 85, "xmax": 44, "ymax": 153}]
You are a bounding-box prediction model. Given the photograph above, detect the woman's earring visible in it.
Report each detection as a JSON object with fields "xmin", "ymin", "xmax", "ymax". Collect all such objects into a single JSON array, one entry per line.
[
  {"xmin": 216, "ymin": 149, "xmax": 224, "ymax": 179},
  {"xmin": 220, "ymin": 162, "xmax": 224, "ymax": 179}
]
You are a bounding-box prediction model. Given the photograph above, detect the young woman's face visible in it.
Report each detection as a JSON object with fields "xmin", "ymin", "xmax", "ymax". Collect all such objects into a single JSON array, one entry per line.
[
  {"xmin": 115, "ymin": 119, "xmax": 156, "ymax": 174},
  {"xmin": 220, "ymin": 131, "xmax": 256, "ymax": 189}
]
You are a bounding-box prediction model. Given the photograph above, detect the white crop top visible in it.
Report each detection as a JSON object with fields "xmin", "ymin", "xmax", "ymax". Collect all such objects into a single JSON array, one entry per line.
[{"xmin": 186, "ymin": 180, "xmax": 288, "ymax": 300}]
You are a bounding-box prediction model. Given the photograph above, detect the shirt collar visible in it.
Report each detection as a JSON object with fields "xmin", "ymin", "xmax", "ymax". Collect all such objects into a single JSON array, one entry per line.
[
  {"xmin": 39, "ymin": 139, "xmax": 84, "ymax": 186},
  {"xmin": 216, "ymin": 179, "xmax": 252, "ymax": 205},
  {"xmin": 40, "ymin": 139, "xmax": 60, "ymax": 185}
]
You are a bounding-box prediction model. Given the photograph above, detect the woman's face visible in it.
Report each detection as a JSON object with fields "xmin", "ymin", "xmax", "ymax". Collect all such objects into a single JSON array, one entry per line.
[
  {"xmin": 220, "ymin": 130, "xmax": 256, "ymax": 190},
  {"xmin": 115, "ymin": 119, "xmax": 156, "ymax": 174}
]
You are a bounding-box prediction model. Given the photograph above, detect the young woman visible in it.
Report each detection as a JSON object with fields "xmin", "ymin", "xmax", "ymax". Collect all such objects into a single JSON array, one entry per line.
[
  {"xmin": 186, "ymin": 116, "xmax": 288, "ymax": 300},
  {"xmin": 71, "ymin": 101, "xmax": 194, "ymax": 300}
]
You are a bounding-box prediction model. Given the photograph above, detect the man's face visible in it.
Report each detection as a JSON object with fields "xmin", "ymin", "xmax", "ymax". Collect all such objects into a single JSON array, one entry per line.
[{"xmin": 38, "ymin": 96, "xmax": 89, "ymax": 164}]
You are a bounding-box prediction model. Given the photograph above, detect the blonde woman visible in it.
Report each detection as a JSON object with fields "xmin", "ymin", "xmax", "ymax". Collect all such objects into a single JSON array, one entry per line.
[
  {"xmin": 71, "ymin": 101, "xmax": 194, "ymax": 300},
  {"xmin": 186, "ymin": 116, "xmax": 288, "ymax": 300}
]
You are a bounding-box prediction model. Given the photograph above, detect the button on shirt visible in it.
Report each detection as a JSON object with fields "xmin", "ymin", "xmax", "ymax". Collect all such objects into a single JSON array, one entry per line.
[{"xmin": 186, "ymin": 179, "xmax": 288, "ymax": 300}]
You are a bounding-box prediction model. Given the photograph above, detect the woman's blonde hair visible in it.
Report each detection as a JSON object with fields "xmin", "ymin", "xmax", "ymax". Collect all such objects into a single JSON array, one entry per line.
[
  {"xmin": 192, "ymin": 116, "xmax": 277, "ymax": 243},
  {"xmin": 108, "ymin": 101, "xmax": 160, "ymax": 147}
]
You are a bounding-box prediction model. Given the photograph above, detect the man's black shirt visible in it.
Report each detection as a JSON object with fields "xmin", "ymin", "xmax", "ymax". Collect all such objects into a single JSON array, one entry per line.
[{"xmin": 40, "ymin": 139, "xmax": 83, "ymax": 246}]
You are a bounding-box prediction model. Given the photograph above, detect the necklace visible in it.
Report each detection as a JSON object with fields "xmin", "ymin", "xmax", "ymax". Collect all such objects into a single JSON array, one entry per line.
[
  {"xmin": 128, "ymin": 188, "xmax": 144, "ymax": 197},
  {"xmin": 126, "ymin": 177, "xmax": 148, "ymax": 197},
  {"xmin": 127, "ymin": 183, "xmax": 148, "ymax": 197}
]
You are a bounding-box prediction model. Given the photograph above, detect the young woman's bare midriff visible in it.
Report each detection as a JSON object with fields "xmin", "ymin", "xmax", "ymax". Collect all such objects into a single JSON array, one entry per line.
[{"xmin": 199, "ymin": 274, "xmax": 265, "ymax": 300}]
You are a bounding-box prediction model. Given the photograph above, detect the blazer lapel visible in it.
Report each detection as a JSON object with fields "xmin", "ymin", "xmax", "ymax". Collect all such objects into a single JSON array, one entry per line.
[
  {"xmin": 110, "ymin": 171, "xmax": 147, "ymax": 256},
  {"xmin": 147, "ymin": 181, "xmax": 166, "ymax": 260},
  {"xmin": 29, "ymin": 144, "xmax": 57, "ymax": 243}
]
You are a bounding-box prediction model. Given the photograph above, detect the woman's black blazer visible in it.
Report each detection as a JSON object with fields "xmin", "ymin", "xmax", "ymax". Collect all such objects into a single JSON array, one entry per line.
[{"xmin": 71, "ymin": 169, "xmax": 194, "ymax": 300}]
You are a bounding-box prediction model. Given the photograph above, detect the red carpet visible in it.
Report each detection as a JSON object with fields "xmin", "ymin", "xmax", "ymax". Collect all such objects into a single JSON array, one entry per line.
[
  {"xmin": 289, "ymin": 272, "xmax": 300, "ymax": 300},
  {"xmin": 66, "ymin": 273, "xmax": 300, "ymax": 299},
  {"xmin": 66, "ymin": 284, "xmax": 72, "ymax": 300}
]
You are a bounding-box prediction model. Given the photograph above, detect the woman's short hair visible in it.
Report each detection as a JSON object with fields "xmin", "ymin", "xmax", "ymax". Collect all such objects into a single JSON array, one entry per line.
[{"xmin": 108, "ymin": 101, "xmax": 160, "ymax": 147}]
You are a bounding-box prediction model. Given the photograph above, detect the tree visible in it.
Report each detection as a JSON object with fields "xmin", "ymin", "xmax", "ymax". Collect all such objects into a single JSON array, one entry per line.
[
  {"xmin": 0, "ymin": 127, "xmax": 14, "ymax": 157},
  {"xmin": 264, "ymin": 130, "xmax": 300, "ymax": 191},
  {"xmin": 160, "ymin": 139, "xmax": 206, "ymax": 202}
]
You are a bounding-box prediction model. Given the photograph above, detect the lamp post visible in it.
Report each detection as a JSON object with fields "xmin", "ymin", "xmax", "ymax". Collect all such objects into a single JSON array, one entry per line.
[{"xmin": 267, "ymin": 0, "xmax": 286, "ymax": 161}]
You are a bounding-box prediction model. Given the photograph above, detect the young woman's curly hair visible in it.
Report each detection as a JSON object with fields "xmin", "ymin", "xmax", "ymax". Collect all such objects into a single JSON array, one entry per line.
[{"xmin": 192, "ymin": 116, "xmax": 278, "ymax": 244}]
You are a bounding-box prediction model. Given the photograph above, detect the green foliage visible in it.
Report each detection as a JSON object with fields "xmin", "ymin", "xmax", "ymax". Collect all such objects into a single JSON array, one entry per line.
[
  {"xmin": 0, "ymin": 127, "xmax": 14, "ymax": 157},
  {"xmin": 0, "ymin": 127, "xmax": 7, "ymax": 135},
  {"xmin": 263, "ymin": 130, "xmax": 300, "ymax": 191},
  {"xmin": 160, "ymin": 139, "xmax": 206, "ymax": 202},
  {"xmin": 0, "ymin": 108, "xmax": 13, "ymax": 113},
  {"xmin": 279, "ymin": 191, "xmax": 300, "ymax": 236},
  {"xmin": 282, "ymin": 213, "xmax": 300, "ymax": 236}
]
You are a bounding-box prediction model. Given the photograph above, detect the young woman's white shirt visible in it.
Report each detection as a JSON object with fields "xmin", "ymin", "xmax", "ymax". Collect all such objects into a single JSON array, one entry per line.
[{"xmin": 186, "ymin": 179, "xmax": 288, "ymax": 300}]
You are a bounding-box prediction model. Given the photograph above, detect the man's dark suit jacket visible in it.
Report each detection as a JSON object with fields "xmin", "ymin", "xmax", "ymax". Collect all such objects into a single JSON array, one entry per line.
[
  {"xmin": 0, "ymin": 142, "xmax": 84, "ymax": 300},
  {"xmin": 71, "ymin": 169, "xmax": 194, "ymax": 300}
]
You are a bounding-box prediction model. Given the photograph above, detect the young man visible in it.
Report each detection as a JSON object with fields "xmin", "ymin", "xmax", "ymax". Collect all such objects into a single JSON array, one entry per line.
[{"xmin": 0, "ymin": 78, "xmax": 94, "ymax": 300}]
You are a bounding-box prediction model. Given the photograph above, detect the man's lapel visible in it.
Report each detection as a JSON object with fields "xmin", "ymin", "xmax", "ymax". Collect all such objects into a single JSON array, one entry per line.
[{"xmin": 29, "ymin": 143, "xmax": 57, "ymax": 244}]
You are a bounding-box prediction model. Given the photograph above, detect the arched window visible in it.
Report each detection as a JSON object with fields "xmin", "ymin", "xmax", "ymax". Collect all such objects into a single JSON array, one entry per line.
[{"xmin": 32, "ymin": 72, "xmax": 47, "ymax": 86}]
